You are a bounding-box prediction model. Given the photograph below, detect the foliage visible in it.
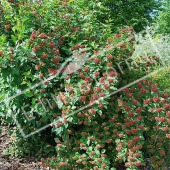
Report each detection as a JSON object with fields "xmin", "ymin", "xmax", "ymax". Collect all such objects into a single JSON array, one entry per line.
[
  {"xmin": 77, "ymin": 0, "xmax": 163, "ymax": 33},
  {"xmin": 132, "ymin": 27, "xmax": 170, "ymax": 65},
  {"xmin": 152, "ymin": 0, "xmax": 170, "ymax": 35},
  {"xmin": 150, "ymin": 67, "xmax": 170, "ymax": 94},
  {"xmin": 0, "ymin": 0, "xmax": 169, "ymax": 170}
]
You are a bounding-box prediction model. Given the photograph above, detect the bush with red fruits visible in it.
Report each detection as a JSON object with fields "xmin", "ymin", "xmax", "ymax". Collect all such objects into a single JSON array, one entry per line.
[{"xmin": 0, "ymin": 0, "xmax": 169, "ymax": 170}]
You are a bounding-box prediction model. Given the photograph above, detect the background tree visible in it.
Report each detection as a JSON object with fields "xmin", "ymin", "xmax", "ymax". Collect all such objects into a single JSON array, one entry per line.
[
  {"xmin": 152, "ymin": 0, "xmax": 170, "ymax": 35},
  {"xmin": 77, "ymin": 0, "xmax": 163, "ymax": 33}
]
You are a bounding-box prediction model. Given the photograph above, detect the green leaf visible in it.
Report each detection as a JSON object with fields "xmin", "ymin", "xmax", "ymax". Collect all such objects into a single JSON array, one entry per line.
[
  {"xmin": 55, "ymin": 127, "xmax": 63, "ymax": 136},
  {"xmin": 11, "ymin": 68, "xmax": 19, "ymax": 75},
  {"xmin": 88, "ymin": 146, "xmax": 93, "ymax": 152},
  {"xmin": 110, "ymin": 168, "xmax": 116, "ymax": 170},
  {"xmin": 101, "ymin": 149, "xmax": 106, "ymax": 153},
  {"xmin": 97, "ymin": 110, "xmax": 102, "ymax": 116},
  {"xmin": 21, "ymin": 81, "xmax": 27, "ymax": 85},
  {"xmin": 11, "ymin": 35, "xmax": 17, "ymax": 44},
  {"xmin": 1, "ymin": 69, "xmax": 10, "ymax": 79},
  {"xmin": 68, "ymin": 0, "xmax": 74, "ymax": 3},
  {"xmin": 12, "ymin": 27, "xmax": 16, "ymax": 33},
  {"xmin": 122, "ymin": 156, "xmax": 126, "ymax": 162},
  {"xmin": 6, "ymin": 117, "xmax": 13, "ymax": 124},
  {"xmin": 95, "ymin": 150, "xmax": 100, "ymax": 156},
  {"xmin": 24, "ymin": 90, "xmax": 33, "ymax": 97},
  {"xmin": 87, "ymin": 140, "xmax": 90, "ymax": 146}
]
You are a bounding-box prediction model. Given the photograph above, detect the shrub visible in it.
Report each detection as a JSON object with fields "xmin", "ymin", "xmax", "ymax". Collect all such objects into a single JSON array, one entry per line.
[
  {"xmin": 150, "ymin": 67, "xmax": 170, "ymax": 93},
  {"xmin": 132, "ymin": 27, "xmax": 170, "ymax": 65},
  {"xmin": 0, "ymin": 0, "xmax": 169, "ymax": 170},
  {"xmin": 0, "ymin": 0, "xmax": 133, "ymax": 158}
]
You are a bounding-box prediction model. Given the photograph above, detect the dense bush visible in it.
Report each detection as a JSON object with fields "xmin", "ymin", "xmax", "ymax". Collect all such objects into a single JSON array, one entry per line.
[
  {"xmin": 132, "ymin": 27, "xmax": 170, "ymax": 65},
  {"xmin": 0, "ymin": 0, "xmax": 133, "ymax": 158},
  {"xmin": 0, "ymin": 0, "xmax": 169, "ymax": 170},
  {"xmin": 150, "ymin": 67, "xmax": 170, "ymax": 93}
]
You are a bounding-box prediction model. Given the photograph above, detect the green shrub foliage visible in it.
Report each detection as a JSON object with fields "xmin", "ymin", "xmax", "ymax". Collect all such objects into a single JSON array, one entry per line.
[{"xmin": 0, "ymin": 1, "xmax": 169, "ymax": 170}]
